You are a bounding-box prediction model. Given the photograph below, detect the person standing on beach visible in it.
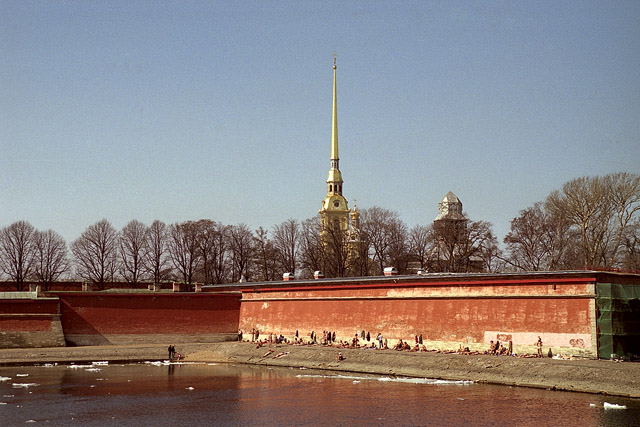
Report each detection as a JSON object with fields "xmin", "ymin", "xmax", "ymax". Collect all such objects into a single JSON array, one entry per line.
[{"xmin": 536, "ymin": 336, "xmax": 543, "ymax": 357}]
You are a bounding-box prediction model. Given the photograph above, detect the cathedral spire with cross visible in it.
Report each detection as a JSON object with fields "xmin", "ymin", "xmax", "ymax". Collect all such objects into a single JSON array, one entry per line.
[{"xmin": 320, "ymin": 55, "xmax": 350, "ymax": 235}]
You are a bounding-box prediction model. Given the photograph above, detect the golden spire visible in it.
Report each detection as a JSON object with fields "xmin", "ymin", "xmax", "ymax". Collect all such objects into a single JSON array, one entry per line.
[{"xmin": 331, "ymin": 54, "xmax": 339, "ymax": 163}]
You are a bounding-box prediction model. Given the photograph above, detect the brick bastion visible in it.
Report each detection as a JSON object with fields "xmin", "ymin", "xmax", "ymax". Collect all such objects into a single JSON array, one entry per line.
[{"xmin": 1, "ymin": 270, "xmax": 639, "ymax": 360}]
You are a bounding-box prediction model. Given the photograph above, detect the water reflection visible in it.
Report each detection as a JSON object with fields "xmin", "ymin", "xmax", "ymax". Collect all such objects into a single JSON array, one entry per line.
[{"xmin": 0, "ymin": 363, "xmax": 637, "ymax": 426}]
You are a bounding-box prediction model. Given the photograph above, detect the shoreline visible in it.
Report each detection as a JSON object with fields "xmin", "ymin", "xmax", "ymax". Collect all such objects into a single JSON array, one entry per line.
[{"xmin": 1, "ymin": 342, "xmax": 639, "ymax": 398}]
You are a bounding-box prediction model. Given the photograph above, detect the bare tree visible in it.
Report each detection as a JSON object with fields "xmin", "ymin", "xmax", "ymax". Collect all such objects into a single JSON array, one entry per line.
[
  {"xmin": 298, "ymin": 217, "xmax": 324, "ymax": 278},
  {"xmin": 228, "ymin": 223, "xmax": 255, "ymax": 282},
  {"xmin": 349, "ymin": 230, "xmax": 374, "ymax": 277},
  {"xmin": 408, "ymin": 224, "xmax": 431, "ymax": 270},
  {"xmin": 33, "ymin": 229, "xmax": 70, "ymax": 291},
  {"xmin": 546, "ymin": 173, "xmax": 640, "ymax": 268},
  {"xmin": 146, "ymin": 220, "xmax": 172, "ymax": 284},
  {"xmin": 622, "ymin": 218, "xmax": 640, "ymax": 271},
  {"xmin": 503, "ymin": 202, "xmax": 578, "ymax": 271},
  {"xmin": 167, "ymin": 221, "xmax": 201, "ymax": 286},
  {"xmin": 119, "ymin": 220, "xmax": 148, "ymax": 286},
  {"xmin": 467, "ymin": 219, "xmax": 501, "ymax": 272},
  {"xmin": 0, "ymin": 221, "xmax": 37, "ymax": 291},
  {"xmin": 71, "ymin": 219, "xmax": 119, "ymax": 290},
  {"xmin": 272, "ymin": 218, "xmax": 300, "ymax": 275},
  {"xmin": 607, "ymin": 172, "xmax": 640, "ymax": 266},
  {"xmin": 322, "ymin": 222, "xmax": 351, "ymax": 278},
  {"xmin": 253, "ymin": 226, "xmax": 279, "ymax": 281},
  {"xmin": 193, "ymin": 220, "xmax": 216, "ymax": 285},
  {"xmin": 429, "ymin": 215, "xmax": 497, "ymax": 273},
  {"xmin": 195, "ymin": 220, "xmax": 229, "ymax": 284},
  {"xmin": 387, "ymin": 219, "xmax": 409, "ymax": 274},
  {"xmin": 503, "ymin": 203, "xmax": 548, "ymax": 271},
  {"xmin": 360, "ymin": 207, "xmax": 407, "ymax": 275}
]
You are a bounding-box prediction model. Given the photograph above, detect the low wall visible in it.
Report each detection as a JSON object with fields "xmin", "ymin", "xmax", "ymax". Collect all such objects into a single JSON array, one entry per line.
[
  {"xmin": 55, "ymin": 292, "xmax": 241, "ymax": 346},
  {"xmin": 0, "ymin": 299, "xmax": 65, "ymax": 348}
]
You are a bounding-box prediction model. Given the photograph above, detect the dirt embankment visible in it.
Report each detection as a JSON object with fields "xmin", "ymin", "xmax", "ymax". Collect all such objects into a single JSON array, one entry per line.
[{"xmin": 1, "ymin": 342, "xmax": 638, "ymax": 398}]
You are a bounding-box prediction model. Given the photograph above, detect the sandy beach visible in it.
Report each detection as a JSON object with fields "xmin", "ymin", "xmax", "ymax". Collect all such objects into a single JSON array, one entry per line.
[{"xmin": 1, "ymin": 342, "xmax": 638, "ymax": 398}]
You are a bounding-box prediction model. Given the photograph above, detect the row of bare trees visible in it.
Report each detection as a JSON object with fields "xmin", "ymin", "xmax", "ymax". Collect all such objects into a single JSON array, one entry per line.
[
  {"xmin": 1, "ymin": 173, "xmax": 638, "ymax": 289},
  {"xmin": 0, "ymin": 208, "xmax": 499, "ymax": 290},
  {"xmin": 0, "ymin": 222, "xmax": 70, "ymax": 291},
  {"xmin": 502, "ymin": 172, "xmax": 640, "ymax": 271}
]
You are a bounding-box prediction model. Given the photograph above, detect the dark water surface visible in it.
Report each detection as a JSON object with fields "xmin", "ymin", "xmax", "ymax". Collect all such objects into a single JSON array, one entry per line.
[{"xmin": 1, "ymin": 361, "xmax": 638, "ymax": 426}]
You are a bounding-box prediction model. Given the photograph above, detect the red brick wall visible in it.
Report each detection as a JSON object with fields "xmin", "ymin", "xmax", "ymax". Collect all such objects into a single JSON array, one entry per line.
[
  {"xmin": 0, "ymin": 299, "xmax": 65, "ymax": 348},
  {"xmin": 240, "ymin": 296, "xmax": 592, "ymax": 339},
  {"xmin": 238, "ymin": 277, "xmax": 597, "ymax": 356},
  {"xmin": 57, "ymin": 293, "xmax": 240, "ymax": 336},
  {"xmin": 0, "ymin": 299, "xmax": 60, "ymax": 315}
]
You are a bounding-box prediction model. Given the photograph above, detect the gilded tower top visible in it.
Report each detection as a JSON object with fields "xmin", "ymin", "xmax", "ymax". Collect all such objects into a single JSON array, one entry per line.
[
  {"xmin": 321, "ymin": 56, "xmax": 349, "ymax": 217},
  {"xmin": 331, "ymin": 54, "xmax": 339, "ymax": 163}
]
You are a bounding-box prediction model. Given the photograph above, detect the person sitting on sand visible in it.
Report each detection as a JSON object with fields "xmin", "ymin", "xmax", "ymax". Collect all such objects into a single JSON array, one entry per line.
[{"xmin": 337, "ymin": 352, "xmax": 344, "ymax": 362}]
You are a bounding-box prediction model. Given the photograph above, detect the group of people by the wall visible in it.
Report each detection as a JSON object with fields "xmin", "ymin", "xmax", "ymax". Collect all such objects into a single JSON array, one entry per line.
[{"xmin": 242, "ymin": 328, "xmax": 556, "ymax": 359}]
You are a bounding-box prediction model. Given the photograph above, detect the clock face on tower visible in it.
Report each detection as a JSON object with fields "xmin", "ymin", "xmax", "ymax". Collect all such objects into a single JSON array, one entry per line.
[{"xmin": 333, "ymin": 201, "xmax": 340, "ymax": 208}]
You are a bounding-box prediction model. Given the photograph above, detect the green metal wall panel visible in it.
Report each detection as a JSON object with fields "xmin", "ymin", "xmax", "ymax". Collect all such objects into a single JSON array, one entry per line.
[{"xmin": 596, "ymin": 282, "xmax": 640, "ymax": 359}]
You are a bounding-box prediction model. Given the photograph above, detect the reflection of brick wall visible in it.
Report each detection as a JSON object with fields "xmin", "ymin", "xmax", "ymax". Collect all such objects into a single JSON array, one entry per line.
[{"xmin": 0, "ymin": 299, "xmax": 65, "ymax": 348}]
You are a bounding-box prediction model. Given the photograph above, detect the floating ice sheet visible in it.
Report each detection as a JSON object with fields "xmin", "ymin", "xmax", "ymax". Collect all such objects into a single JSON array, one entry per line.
[
  {"xmin": 604, "ymin": 402, "xmax": 627, "ymax": 410},
  {"xmin": 295, "ymin": 374, "xmax": 472, "ymax": 386},
  {"xmin": 12, "ymin": 383, "xmax": 38, "ymax": 388}
]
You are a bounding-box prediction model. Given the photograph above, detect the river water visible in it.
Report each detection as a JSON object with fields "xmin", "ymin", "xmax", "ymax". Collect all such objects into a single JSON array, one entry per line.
[{"xmin": 1, "ymin": 362, "xmax": 637, "ymax": 426}]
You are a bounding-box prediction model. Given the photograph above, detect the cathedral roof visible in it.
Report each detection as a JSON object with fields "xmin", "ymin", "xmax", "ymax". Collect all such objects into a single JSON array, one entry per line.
[{"xmin": 435, "ymin": 191, "xmax": 465, "ymax": 221}]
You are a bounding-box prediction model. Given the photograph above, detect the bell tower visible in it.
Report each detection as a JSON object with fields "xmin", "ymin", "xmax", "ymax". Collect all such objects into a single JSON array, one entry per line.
[{"xmin": 319, "ymin": 56, "xmax": 350, "ymax": 234}]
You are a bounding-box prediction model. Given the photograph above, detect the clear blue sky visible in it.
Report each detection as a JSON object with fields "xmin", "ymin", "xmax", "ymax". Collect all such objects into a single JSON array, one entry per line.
[{"xmin": 2, "ymin": 1, "xmax": 639, "ymax": 244}]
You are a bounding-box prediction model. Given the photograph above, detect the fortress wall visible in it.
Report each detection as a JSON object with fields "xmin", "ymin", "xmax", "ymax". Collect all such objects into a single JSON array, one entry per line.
[
  {"xmin": 0, "ymin": 299, "xmax": 65, "ymax": 348},
  {"xmin": 240, "ymin": 279, "xmax": 594, "ymax": 300},
  {"xmin": 56, "ymin": 293, "xmax": 241, "ymax": 346},
  {"xmin": 239, "ymin": 277, "xmax": 598, "ymax": 357}
]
